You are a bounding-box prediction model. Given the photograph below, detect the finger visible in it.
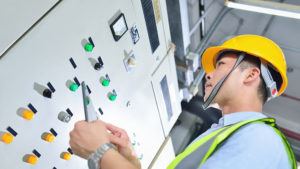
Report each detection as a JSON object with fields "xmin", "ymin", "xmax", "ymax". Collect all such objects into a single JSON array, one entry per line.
[
  {"xmin": 104, "ymin": 122, "xmax": 122, "ymax": 134},
  {"xmin": 109, "ymin": 134, "xmax": 127, "ymax": 147},
  {"xmin": 69, "ymin": 139, "xmax": 73, "ymax": 148},
  {"xmin": 104, "ymin": 123, "xmax": 130, "ymax": 140},
  {"xmin": 104, "ymin": 122, "xmax": 129, "ymax": 138},
  {"xmin": 74, "ymin": 120, "xmax": 87, "ymax": 129}
]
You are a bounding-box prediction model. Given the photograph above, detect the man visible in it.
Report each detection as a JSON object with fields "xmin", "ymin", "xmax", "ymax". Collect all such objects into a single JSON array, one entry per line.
[{"xmin": 69, "ymin": 35, "xmax": 297, "ymax": 169}]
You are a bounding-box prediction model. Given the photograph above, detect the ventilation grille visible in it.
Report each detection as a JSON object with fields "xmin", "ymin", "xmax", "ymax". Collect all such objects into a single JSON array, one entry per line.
[{"xmin": 141, "ymin": 0, "xmax": 160, "ymax": 53}]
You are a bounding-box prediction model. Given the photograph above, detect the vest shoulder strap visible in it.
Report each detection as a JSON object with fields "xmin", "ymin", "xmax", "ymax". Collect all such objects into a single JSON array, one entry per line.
[{"xmin": 167, "ymin": 118, "xmax": 297, "ymax": 169}]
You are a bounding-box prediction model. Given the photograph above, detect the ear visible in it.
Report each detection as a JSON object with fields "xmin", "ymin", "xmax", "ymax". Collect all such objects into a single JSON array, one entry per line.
[{"xmin": 243, "ymin": 67, "xmax": 261, "ymax": 84}]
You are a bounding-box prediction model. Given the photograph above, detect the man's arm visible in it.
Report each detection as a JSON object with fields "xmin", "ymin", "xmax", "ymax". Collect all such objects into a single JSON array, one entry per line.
[
  {"xmin": 69, "ymin": 120, "xmax": 139, "ymax": 169},
  {"xmin": 99, "ymin": 149, "xmax": 138, "ymax": 169},
  {"xmin": 105, "ymin": 122, "xmax": 141, "ymax": 168},
  {"xmin": 100, "ymin": 149, "xmax": 137, "ymax": 169}
]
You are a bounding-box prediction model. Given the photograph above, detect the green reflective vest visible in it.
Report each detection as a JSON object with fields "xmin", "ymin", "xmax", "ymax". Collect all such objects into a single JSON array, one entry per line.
[{"xmin": 167, "ymin": 118, "xmax": 297, "ymax": 169}]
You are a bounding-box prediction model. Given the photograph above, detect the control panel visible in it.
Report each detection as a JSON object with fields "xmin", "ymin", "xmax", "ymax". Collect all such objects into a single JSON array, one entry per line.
[{"xmin": 0, "ymin": 0, "xmax": 181, "ymax": 168}]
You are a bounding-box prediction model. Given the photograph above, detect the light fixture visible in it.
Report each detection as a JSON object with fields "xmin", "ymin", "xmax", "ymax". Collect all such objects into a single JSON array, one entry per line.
[{"xmin": 225, "ymin": 0, "xmax": 300, "ymax": 20}]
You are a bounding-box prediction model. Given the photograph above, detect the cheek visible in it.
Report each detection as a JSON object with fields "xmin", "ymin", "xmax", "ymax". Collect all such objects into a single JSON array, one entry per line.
[
  {"xmin": 213, "ymin": 69, "xmax": 227, "ymax": 82},
  {"xmin": 224, "ymin": 72, "xmax": 243, "ymax": 91}
]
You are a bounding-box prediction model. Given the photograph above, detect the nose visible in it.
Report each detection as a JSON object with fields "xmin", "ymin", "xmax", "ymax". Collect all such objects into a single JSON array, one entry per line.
[{"xmin": 206, "ymin": 72, "xmax": 212, "ymax": 80}]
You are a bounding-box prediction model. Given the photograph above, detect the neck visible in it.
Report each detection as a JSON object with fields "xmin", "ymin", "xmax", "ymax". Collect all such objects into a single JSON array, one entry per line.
[{"xmin": 219, "ymin": 96, "xmax": 263, "ymax": 116}]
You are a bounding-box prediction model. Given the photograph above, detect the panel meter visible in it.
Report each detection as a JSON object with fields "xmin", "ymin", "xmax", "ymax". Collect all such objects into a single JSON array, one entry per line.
[{"xmin": 110, "ymin": 13, "xmax": 128, "ymax": 41}]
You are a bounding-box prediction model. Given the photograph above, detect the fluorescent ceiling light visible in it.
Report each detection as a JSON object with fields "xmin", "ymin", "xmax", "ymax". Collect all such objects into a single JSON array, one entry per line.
[{"xmin": 226, "ymin": 1, "xmax": 300, "ymax": 20}]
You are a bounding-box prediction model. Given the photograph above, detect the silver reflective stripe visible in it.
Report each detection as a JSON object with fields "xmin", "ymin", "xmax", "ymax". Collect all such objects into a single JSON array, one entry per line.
[
  {"xmin": 260, "ymin": 60, "xmax": 277, "ymax": 99},
  {"xmin": 174, "ymin": 127, "xmax": 230, "ymax": 169}
]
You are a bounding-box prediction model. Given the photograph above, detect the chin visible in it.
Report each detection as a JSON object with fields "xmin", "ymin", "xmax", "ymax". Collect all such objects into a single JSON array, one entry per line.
[
  {"xmin": 203, "ymin": 94, "xmax": 208, "ymax": 102},
  {"xmin": 203, "ymin": 93, "xmax": 218, "ymax": 104}
]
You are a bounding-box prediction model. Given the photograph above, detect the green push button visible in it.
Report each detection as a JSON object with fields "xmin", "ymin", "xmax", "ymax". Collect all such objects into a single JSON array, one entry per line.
[
  {"xmin": 109, "ymin": 94, "xmax": 116, "ymax": 101},
  {"xmin": 86, "ymin": 98, "xmax": 90, "ymax": 105},
  {"xmin": 102, "ymin": 79, "xmax": 110, "ymax": 86},
  {"xmin": 85, "ymin": 43, "xmax": 93, "ymax": 52},
  {"xmin": 69, "ymin": 83, "xmax": 79, "ymax": 91}
]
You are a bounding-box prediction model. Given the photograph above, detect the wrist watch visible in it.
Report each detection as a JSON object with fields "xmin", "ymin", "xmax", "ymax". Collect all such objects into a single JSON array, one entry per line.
[{"xmin": 88, "ymin": 143, "xmax": 116, "ymax": 169}]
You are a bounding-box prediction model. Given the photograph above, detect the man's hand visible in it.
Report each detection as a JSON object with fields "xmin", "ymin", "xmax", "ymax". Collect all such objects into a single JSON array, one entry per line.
[
  {"xmin": 104, "ymin": 122, "xmax": 141, "ymax": 169},
  {"xmin": 69, "ymin": 120, "xmax": 110, "ymax": 159}
]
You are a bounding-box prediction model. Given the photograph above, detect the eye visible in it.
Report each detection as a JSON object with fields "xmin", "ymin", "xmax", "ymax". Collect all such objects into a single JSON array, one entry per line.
[{"xmin": 216, "ymin": 61, "xmax": 225, "ymax": 67}]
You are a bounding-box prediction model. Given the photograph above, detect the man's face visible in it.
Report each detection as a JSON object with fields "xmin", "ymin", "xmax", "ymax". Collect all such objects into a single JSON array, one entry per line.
[{"xmin": 204, "ymin": 53, "xmax": 242, "ymax": 104}]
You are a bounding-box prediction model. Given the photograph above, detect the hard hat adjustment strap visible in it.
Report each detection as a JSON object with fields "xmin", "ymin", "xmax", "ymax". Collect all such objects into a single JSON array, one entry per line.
[
  {"xmin": 202, "ymin": 53, "xmax": 245, "ymax": 109},
  {"xmin": 260, "ymin": 60, "xmax": 277, "ymax": 99}
]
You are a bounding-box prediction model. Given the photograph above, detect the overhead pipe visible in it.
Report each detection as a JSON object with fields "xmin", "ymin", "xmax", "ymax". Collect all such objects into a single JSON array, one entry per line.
[
  {"xmin": 189, "ymin": 7, "xmax": 231, "ymax": 96},
  {"xmin": 225, "ymin": 0, "xmax": 300, "ymax": 20}
]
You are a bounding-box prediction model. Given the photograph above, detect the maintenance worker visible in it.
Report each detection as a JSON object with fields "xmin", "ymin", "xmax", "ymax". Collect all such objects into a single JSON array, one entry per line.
[{"xmin": 69, "ymin": 35, "xmax": 297, "ymax": 169}]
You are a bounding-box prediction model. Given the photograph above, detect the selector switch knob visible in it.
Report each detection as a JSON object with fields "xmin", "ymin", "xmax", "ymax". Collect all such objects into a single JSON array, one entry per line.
[
  {"xmin": 128, "ymin": 57, "xmax": 136, "ymax": 66},
  {"xmin": 94, "ymin": 56, "xmax": 104, "ymax": 71},
  {"xmin": 124, "ymin": 52, "xmax": 136, "ymax": 72},
  {"xmin": 58, "ymin": 112, "xmax": 72, "ymax": 123},
  {"xmin": 94, "ymin": 63, "xmax": 101, "ymax": 70},
  {"xmin": 43, "ymin": 89, "xmax": 52, "ymax": 98}
]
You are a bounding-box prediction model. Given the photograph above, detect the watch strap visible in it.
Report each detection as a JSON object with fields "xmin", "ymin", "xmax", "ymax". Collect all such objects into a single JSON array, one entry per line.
[{"xmin": 88, "ymin": 143, "xmax": 116, "ymax": 169}]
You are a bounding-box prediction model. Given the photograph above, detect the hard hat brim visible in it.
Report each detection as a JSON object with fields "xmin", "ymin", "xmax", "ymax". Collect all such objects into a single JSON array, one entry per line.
[
  {"xmin": 202, "ymin": 46, "xmax": 228, "ymax": 74},
  {"xmin": 201, "ymin": 46, "xmax": 287, "ymax": 96}
]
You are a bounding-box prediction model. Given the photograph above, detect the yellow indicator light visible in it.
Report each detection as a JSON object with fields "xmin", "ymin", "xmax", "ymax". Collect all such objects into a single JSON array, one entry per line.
[
  {"xmin": 1, "ymin": 133, "xmax": 13, "ymax": 144},
  {"xmin": 23, "ymin": 110, "xmax": 34, "ymax": 120},
  {"xmin": 61, "ymin": 152, "xmax": 71, "ymax": 160},
  {"xmin": 45, "ymin": 133, "xmax": 55, "ymax": 143},
  {"xmin": 27, "ymin": 155, "xmax": 38, "ymax": 164}
]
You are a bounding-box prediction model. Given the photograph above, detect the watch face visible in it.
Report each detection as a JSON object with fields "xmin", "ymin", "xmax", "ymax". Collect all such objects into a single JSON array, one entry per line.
[{"xmin": 88, "ymin": 158, "xmax": 97, "ymax": 169}]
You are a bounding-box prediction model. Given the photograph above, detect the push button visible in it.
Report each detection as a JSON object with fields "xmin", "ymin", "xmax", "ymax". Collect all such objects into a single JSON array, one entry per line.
[
  {"xmin": 109, "ymin": 94, "xmax": 116, "ymax": 101},
  {"xmin": 85, "ymin": 43, "xmax": 93, "ymax": 52},
  {"xmin": 102, "ymin": 79, "xmax": 110, "ymax": 87},
  {"xmin": 1, "ymin": 133, "xmax": 13, "ymax": 144},
  {"xmin": 102, "ymin": 74, "xmax": 110, "ymax": 87},
  {"xmin": 23, "ymin": 110, "xmax": 34, "ymax": 120},
  {"xmin": 42, "ymin": 133, "xmax": 55, "ymax": 143},
  {"xmin": 61, "ymin": 152, "xmax": 71, "ymax": 160},
  {"xmin": 58, "ymin": 111, "xmax": 72, "ymax": 123},
  {"xmin": 109, "ymin": 89, "xmax": 117, "ymax": 101},
  {"xmin": 69, "ymin": 83, "xmax": 79, "ymax": 91},
  {"xmin": 27, "ymin": 155, "xmax": 38, "ymax": 164}
]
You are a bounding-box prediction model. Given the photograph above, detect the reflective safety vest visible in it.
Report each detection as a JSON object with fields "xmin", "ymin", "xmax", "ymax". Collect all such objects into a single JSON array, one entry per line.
[{"xmin": 167, "ymin": 118, "xmax": 297, "ymax": 169}]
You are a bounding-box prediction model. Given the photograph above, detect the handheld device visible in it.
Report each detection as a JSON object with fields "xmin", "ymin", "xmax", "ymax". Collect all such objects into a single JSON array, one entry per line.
[{"xmin": 81, "ymin": 81, "xmax": 100, "ymax": 122}]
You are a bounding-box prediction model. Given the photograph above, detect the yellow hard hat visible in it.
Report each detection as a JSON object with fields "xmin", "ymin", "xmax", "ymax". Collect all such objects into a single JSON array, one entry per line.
[{"xmin": 202, "ymin": 34, "xmax": 287, "ymax": 96}]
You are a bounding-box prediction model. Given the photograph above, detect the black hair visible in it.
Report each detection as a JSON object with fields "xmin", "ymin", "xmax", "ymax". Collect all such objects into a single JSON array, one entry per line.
[{"xmin": 217, "ymin": 50, "xmax": 268, "ymax": 104}]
